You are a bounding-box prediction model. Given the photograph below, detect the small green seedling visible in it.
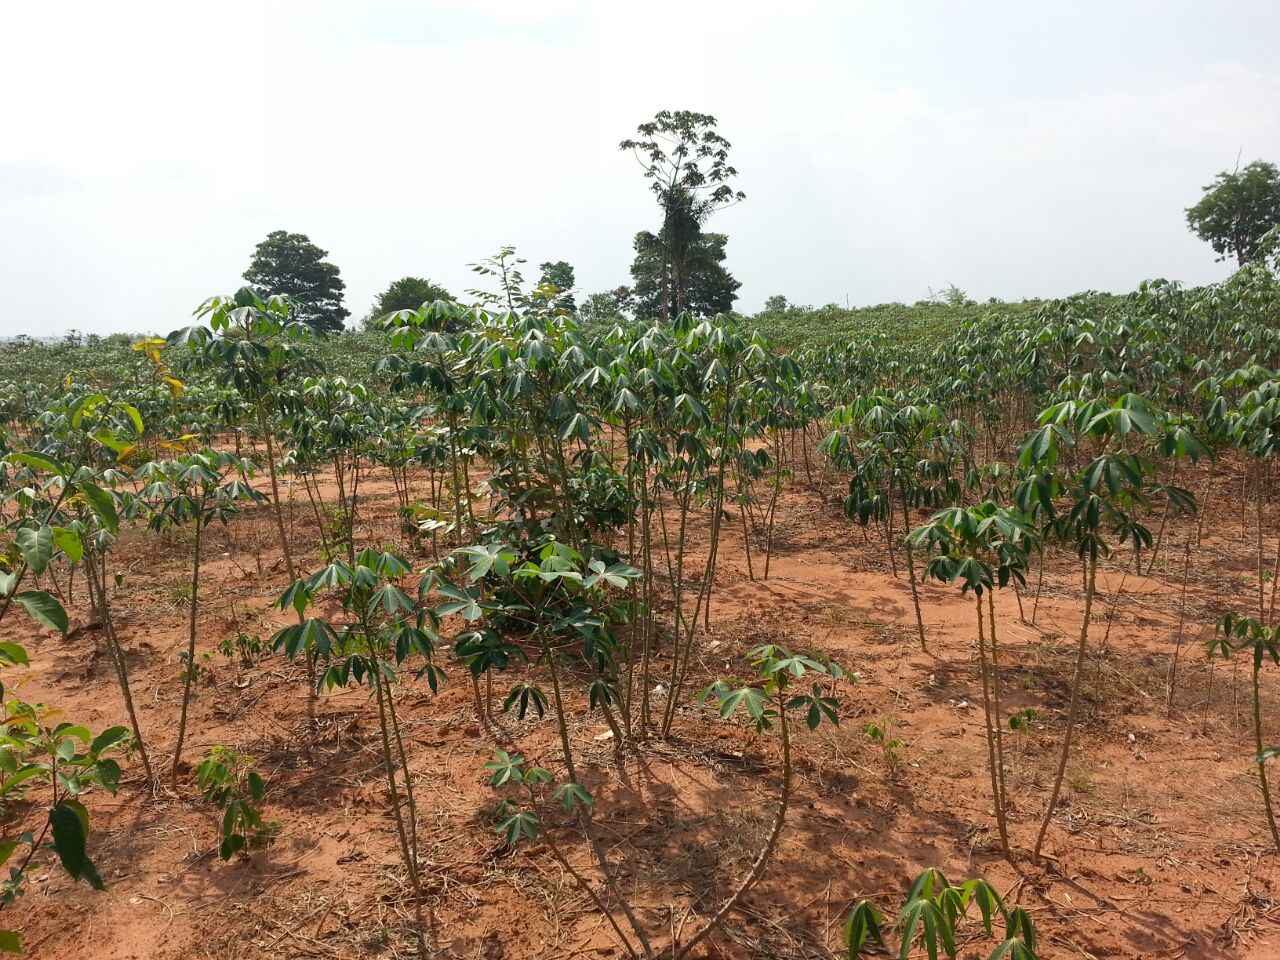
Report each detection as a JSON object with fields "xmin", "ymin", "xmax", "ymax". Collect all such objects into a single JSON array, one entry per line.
[
  {"xmin": 195, "ymin": 747, "xmax": 278, "ymax": 860},
  {"xmin": 864, "ymin": 718, "xmax": 903, "ymax": 772},
  {"xmin": 1008, "ymin": 708, "xmax": 1037, "ymax": 731},
  {"xmin": 178, "ymin": 649, "xmax": 213, "ymax": 685},
  {"xmin": 845, "ymin": 867, "xmax": 1039, "ymax": 960},
  {"xmin": 1131, "ymin": 867, "xmax": 1154, "ymax": 886},
  {"xmin": 218, "ymin": 632, "xmax": 264, "ymax": 665}
]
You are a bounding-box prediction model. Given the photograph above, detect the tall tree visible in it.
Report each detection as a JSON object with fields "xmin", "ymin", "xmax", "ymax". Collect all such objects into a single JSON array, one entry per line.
[
  {"xmin": 367, "ymin": 277, "xmax": 453, "ymax": 327},
  {"xmin": 579, "ymin": 289, "xmax": 631, "ymax": 326},
  {"xmin": 629, "ymin": 225, "xmax": 740, "ymax": 319},
  {"xmin": 620, "ymin": 111, "xmax": 744, "ymax": 321},
  {"xmin": 1186, "ymin": 161, "xmax": 1280, "ymax": 267},
  {"xmin": 536, "ymin": 261, "xmax": 577, "ymax": 313},
  {"xmin": 242, "ymin": 230, "xmax": 350, "ymax": 333}
]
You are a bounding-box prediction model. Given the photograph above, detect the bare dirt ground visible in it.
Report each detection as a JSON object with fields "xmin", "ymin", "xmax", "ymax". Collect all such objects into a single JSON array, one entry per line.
[{"xmin": 5, "ymin": 455, "xmax": 1280, "ymax": 959}]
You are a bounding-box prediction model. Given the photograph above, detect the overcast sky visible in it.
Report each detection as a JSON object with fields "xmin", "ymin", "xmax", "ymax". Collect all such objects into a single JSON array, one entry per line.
[{"xmin": 2, "ymin": 0, "xmax": 1278, "ymax": 337}]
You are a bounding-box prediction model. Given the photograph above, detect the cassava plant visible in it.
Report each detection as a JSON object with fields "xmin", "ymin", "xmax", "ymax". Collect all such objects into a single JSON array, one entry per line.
[
  {"xmin": 679, "ymin": 644, "xmax": 843, "ymax": 959},
  {"xmin": 2, "ymin": 391, "xmax": 156, "ymax": 784},
  {"xmin": 0, "ymin": 392, "xmax": 146, "ymax": 643},
  {"xmin": 273, "ymin": 549, "xmax": 443, "ymax": 959},
  {"xmin": 478, "ymin": 640, "xmax": 842, "ymax": 960},
  {"xmin": 427, "ymin": 539, "xmax": 650, "ymax": 954},
  {"xmin": 1225, "ymin": 377, "xmax": 1280, "ymax": 623},
  {"xmin": 912, "ymin": 501, "xmax": 1037, "ymax": 860},
  {"xmin": 1207, "ymin": 614, "xmax": 1280, "ymax": 853},
  {"xmin": 824, "ymin": 395, "xmax": 967, "ymax": 650},
  {"xmin": 844, "ymin": 867, "xmax": 1039, "ymax": 960},
  {"xmin": 168, "ymin": 287, "xmax": 321, "ymax": 586},
  {"xmin": 1017, "ymin": 393, "xmax": 1194, "ymax": 862},
  {"xmin": 0, "ymin": 641, "xmax": 130, "ymax": 954},
  {"xmin": 138, "ymin": 450, "xmax": 264, "ymax": 784},
  {"xmin": 195, "ymin": 746, "xmax": 278, "ymax": 861},
  {"xmin": 170, "ymin": 289, "xmax": 325, "ymax": 726}
]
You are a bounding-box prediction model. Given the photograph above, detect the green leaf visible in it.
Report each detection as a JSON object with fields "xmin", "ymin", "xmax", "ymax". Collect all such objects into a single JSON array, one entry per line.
[
  {"xmin": 483, "ymin": 748, "xmax": 526, "ymax": 787},
  {"xmin": 15, "ymin": 526, "xmax": 53, "ymax": 575},
  {"xmin": 69, "ymin": 392, "xmax": 107, "ymax": 428},
  {"xmin": 843, "ymin": 900, "xmax": 884, "ymax": 959},
  {"xmin": 552, "ymin": 782, "xmax": 594, "ymax": 812},
  {"xmin": 716, "ymin": 686, "xmax": 772, "ymax": 728},
  {"xmin": 120, "ymin": 403, "xmax": 145, "ymax": 437},
  {"xmin": 0, "ymin": 643, "xmax": 29, "ymax": 667},
  {"xmin": 0, "ymin": 767, "xmax": 48, "ymax": 795},
  {"xmin": 63, "ymin": 798, "xmax": 91, "ymax": 837},
  {"xmin": 94, "ymin": 758, "xmax": 122, "ymax": 794},
  {"xmin": 220, "ymin": 832, "xmax": 245, "ymax": 861},
  {"xmin": 496, "ymin": 810, "xmax": 540, "ymax": 844},
  {"xmin": 49, "ymin": 802, "xmax": 104, "ymax": 890},
  {"xmin": 0, "ymin": 930, "xmax": 20, "ymax": 953},
  {"xmin": 89, "ymin": 726, "xmax": 130, "ymax": 757},
  {"xmin": 897, "ymin": 897, "xmax": 956, "ymax": 960},
  {"xmin": 1004, "ymin": 906, "xmax": 1036, "ymax": 951},
  {"xmin": 9, "ymin": 452, "xmax": 66, "ymax": 475},
  {"xmin": 964, "ymin": 878, "xmax": 1005, "ymax": 935},
  {"xmin": 14, "ymin": 591, "xmax": 68, "ymax": 634},
  {"xmin": 988, "ymin": 939, "xmax": 1037, "ymax": 960},
  {"xmin": 51, "ymin": 526, "xmax": 83, "ymax": 565},
  {"xmin": 78, "ymin": 482, "xmax": 119, "ymax": 534}
]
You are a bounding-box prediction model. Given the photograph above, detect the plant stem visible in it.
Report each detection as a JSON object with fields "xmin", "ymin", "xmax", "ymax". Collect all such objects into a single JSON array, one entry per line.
[
  {"xmin": 1259, "ymin": 461, "xmax": 1268, "ymax": 624},
  {"xmin": 673, "ymin": 706, "xmax": 792, "ymax": 960},
  {"xmin": 86, "ymin": 553, "xmax": 154, "ymax": 785},
  {"xmin": 1252, "ymin": 654, "xmax": 1280, "ymax": 853},
  {"xmin": 1166, "ymin": 531, "xmax": 1193, "ymax": 716},
  {"xmin": 898, "ymin": 482, "xmax": 926, "ymax": 651},
  {"xmin": 543, "ymin": 638, "xmax": 653, "ymax": 958},
  {"xmin": 257, "ymin": 407, "xmax": 297, "ymax": 583},
  {"xmin": 1031, "ymin": 553, "xmax": 1046, "ymax": 626},
  {"xmin": 1034, "ymin": 551, "xmax": 1096, "ymax": 862},
  {"xmin": 171, "ymin": 515, "xmax": 202, "ymax": 786},
  {"xmin": 383, "ymin": 677, "xmax": 421, "ymax": 857},
  {"xmin": 975, "ymin": 593, "xmax": 1010, "ymax": 859},
  {"xmin": 986, "ymin": 589, "xmax": 1012, "ymax": 860},
  {"xmin": 542, "ymin": 828, "xmax": 639, "ymax": 958},
  {"xmin": 370, "ymin": 651, "xmax": 430, "ymax": 959}
]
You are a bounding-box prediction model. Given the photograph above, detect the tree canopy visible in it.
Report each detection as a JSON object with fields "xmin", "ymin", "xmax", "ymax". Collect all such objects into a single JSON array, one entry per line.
[
  {"xmin": 620, "ymin": 111, "xmax": 744, "ymax": 321},
  {"xmin": 242, "ymin": 230, "xmax": 350, "ymax": 333},
  {"xmin": 629, "ymin": 226, "xmax": 739, "ymax": 319},
  {"xmin": 369, "ymin": 277, "xmax": 454, "ymax": 321},
  {"xmin": 1186, "ymin": 161, "xmax": 1280, "ymax": 267},
  {"xmin": 535, "ymin": 261, "xmax": 577, "ymax": 313},
  {"xmin": 578, "ymin": 289, "xmax": 631, "ymax": 327}
]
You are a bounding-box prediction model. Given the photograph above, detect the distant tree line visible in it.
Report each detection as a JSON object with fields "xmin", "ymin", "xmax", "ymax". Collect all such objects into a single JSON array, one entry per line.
[{"xmin": 230, "ymin": 144, "xmax": 1279, "ymax": 334}]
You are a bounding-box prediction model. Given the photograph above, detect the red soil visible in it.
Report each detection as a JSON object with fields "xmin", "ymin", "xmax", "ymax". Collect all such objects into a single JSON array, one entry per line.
[{"xmin": 4, "ymin": 458, "xmax": 1280, "ymax": 959}]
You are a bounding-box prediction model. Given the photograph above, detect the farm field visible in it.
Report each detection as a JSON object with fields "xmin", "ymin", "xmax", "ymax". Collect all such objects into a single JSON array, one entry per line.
[{"xmin": 2, "ymin": 270, "xmax": 1280, "ymax": 960}]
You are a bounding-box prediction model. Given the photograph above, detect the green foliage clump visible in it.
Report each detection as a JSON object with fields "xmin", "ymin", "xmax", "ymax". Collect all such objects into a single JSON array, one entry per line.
[
  {"xmin": 243, "ymin": 230, "xmax": 350, "ymax": 333},
  {"xmin": 195, "ymin": 747, "xmax": 278, "ymax": 861},
  {"xmin": 1186, "ymin": 160, "xmax": 1280, "ymax": 267}
]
